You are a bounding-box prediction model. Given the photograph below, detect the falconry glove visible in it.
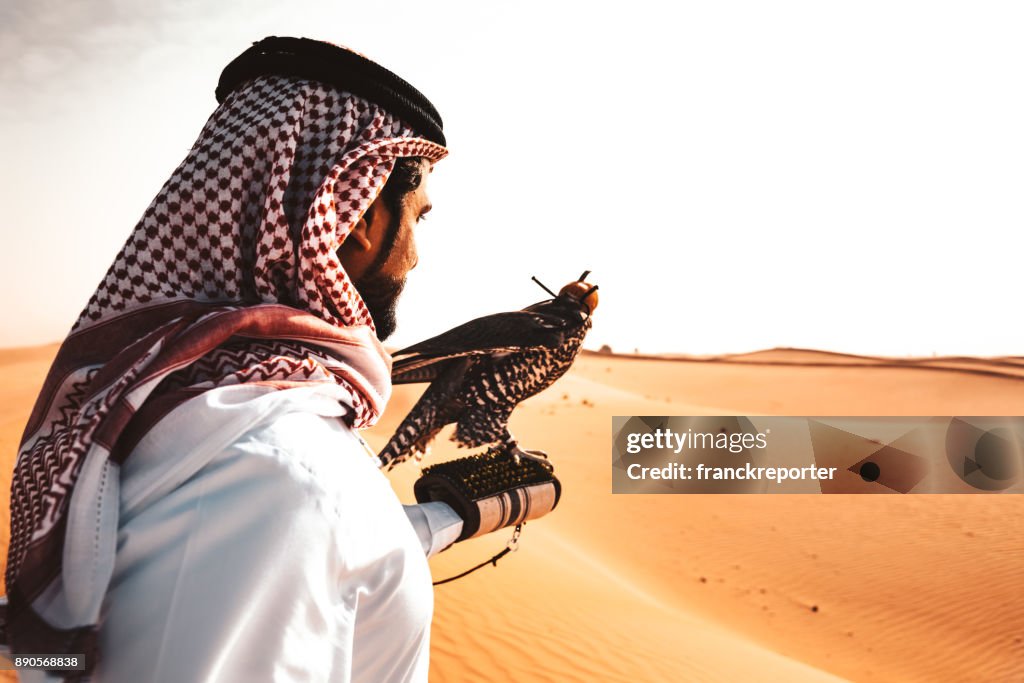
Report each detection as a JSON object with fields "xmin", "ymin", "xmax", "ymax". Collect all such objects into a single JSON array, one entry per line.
[{"xmin": 413, "ymin": 446, "xmax": 562, "ymax": 542}]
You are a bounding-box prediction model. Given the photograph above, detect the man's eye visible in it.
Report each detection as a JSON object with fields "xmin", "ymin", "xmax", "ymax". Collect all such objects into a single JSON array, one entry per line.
[{"xmin": 416, "ymin": 213, "xmax": 429, "ymax": 223}]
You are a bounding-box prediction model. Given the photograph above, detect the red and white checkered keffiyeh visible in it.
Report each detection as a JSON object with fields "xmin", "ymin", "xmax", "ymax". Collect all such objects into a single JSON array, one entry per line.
[{"xmin": 5, "ymin": 73, "xmax": 447, "ymax": 671}]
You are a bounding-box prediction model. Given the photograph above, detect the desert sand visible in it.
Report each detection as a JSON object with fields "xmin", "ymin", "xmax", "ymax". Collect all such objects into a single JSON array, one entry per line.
[{"xmin": 2, "ymin": 344, "xmax": 1023, "ymax": 682}]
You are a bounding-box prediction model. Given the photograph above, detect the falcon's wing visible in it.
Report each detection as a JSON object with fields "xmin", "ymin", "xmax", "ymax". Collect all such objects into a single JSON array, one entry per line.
[{"xmin": 391, "ymin": 308, "xmax": 581, "ymax": 385}]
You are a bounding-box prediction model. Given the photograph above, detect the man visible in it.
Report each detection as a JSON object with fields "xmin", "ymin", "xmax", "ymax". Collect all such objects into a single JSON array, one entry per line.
[{"xmin": 7, "ymin": 38, "xmax": 463, "ymax": 682}]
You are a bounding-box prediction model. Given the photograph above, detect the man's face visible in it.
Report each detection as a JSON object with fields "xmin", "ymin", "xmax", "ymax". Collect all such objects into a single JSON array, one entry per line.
[{"xmin": 339, "ymin": 158, "xmax": 433, "ymax": 340}]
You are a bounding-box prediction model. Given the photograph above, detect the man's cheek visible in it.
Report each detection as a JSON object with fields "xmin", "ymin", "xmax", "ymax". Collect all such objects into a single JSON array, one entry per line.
[
  {"xmin": 408, "ymin": 236, "xmax": 419, "ymax": 271},
  {"xmin": 396, "ymin": 225, "xmax": 417, "ymax": 272}
]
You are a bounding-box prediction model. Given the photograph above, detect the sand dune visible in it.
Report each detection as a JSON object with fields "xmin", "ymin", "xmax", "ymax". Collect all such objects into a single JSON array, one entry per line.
[
  {"xmin": 1, "ymin": 345, "xmax": 1023, "ymax": 681},
  {"xmin": 605, "ymin": 347, "xmax": 1024, "ymax": 382},
  {"xmin": 376, "ymin": 351, "xmax": 1024, "ymax": 682}
]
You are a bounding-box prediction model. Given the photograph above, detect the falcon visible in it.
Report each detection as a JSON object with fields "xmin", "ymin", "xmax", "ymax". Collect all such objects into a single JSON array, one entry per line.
[{"xmin": 378, "ymin": 271, "xmax": 599, "ymax": 470}]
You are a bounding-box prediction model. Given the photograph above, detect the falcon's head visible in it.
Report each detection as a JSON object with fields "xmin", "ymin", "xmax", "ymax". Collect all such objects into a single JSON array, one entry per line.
[{"xmin": 557, "ymin": 271, "xmax": 599, "ymax": 315}]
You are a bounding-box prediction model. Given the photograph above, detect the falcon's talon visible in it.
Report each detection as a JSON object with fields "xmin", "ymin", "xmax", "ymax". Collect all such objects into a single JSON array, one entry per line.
[{"xmin": 508, "ymin": 445, "xmax": 554, "ymax": 472}]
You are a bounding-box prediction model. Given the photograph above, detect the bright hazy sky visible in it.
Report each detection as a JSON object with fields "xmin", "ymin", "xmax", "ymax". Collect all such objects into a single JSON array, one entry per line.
[{"xmin": 2, "ymin": 1, "xmax": 1022, "ymax": 356}]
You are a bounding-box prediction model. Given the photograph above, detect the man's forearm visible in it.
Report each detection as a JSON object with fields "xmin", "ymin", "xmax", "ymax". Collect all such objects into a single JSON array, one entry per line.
[{"xmin": 402, "ymin": 502, "xmax": 464, "ymax": 558}]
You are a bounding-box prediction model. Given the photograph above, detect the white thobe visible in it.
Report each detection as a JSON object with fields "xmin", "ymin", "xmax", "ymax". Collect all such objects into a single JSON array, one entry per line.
[{"xmin": 17, "ymin": 384, "xmax": 462, "ymax": 683}]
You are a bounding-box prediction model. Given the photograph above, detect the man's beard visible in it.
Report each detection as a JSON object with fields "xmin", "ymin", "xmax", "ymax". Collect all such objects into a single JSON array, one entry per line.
[{"xmin": 354, "ymin": 270, "xmax": 406, "ymax": 341}]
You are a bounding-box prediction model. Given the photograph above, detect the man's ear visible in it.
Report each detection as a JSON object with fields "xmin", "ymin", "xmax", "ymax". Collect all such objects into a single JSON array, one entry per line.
[{"xmin": 349, "ymin": 206, "xmax": 375, "ymax": 251}]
